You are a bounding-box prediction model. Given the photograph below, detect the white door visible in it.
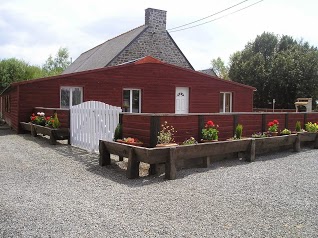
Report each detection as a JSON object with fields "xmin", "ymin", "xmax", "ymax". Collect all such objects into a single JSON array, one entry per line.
[{"xmin": 175, "ymin": 87, "xmax": 189, "ymax": 114}]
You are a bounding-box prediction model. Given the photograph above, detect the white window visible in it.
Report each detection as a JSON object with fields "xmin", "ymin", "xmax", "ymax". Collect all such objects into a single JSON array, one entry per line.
[
  {"xmin": 123, "ymin": 89, "xmax": 141, "ymax": 113},
  {"xmin": 60, "ymin": 87, "xmax": 83, "ymax": 108},
  {"xmin": 220, "ymin": 92, "xmax": 232, "ymax": 113}
]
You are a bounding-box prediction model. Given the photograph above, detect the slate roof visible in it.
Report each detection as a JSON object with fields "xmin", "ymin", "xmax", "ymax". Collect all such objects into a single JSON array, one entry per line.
[
  {"xmin": 62, "ymin": 25, "xmax": 148, "ymax": 74},
  {"xmin": 198, "ymin": 68, "xmax": 217, "ymax": 77}
]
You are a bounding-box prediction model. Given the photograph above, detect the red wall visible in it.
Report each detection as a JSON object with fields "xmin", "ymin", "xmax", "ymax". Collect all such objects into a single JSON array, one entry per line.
[
  {"xmin": 33, "ymin": 107, "xmax": 70, "ymax": 128},
  {"xmin": 2, "ymin": 87, "xmax": 19, "ymax": 129},
  {"xmin": 2, "ymin": 62, "xmax": 255, "ymax": 132},
  {"xmin": 122, "ymin": 112, "xmax": 318, "ymax": 147}
]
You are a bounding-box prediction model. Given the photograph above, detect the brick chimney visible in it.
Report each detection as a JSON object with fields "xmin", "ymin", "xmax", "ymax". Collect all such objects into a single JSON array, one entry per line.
[{"xmin": 145, "ymin": 8, "xmax": 167, "ymax": 31}]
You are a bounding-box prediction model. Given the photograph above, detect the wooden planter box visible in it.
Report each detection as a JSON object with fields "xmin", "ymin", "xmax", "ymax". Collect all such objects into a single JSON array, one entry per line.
[
  {"xmin": 20, "ymin": 122, "xmax": 70, "ymax": 145},
  {"xmin": 99, "ymin": 138, "xmax": 255, "ymax": 180},
  {"xmin": 99, "ymin": 132, "xmax": 318, "ymax": 180}
]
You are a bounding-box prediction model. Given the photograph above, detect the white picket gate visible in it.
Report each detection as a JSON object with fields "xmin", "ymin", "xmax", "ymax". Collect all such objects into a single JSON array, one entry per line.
[{"xmin": 70, "ymin": 101, "xmax": 122, "ymax": 153}]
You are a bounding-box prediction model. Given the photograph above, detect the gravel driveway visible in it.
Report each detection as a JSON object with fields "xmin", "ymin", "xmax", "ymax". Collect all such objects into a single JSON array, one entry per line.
[{"xmin": 1, "ymin": 127, "xmax": 318, "ymax": 237}]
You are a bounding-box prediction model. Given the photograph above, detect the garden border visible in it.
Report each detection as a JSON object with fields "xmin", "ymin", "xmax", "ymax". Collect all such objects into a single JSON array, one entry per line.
[
  {"xmin": 20, "ymin": 122, "xmax": 70, "ymax": 145},
  {"xmin": 99, "ymin": 133, "xmax": 318, "ymax": 180}
]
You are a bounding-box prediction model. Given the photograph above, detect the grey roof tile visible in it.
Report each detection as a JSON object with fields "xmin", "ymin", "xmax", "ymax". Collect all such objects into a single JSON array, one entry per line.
[{"xmin": 62, "ymin": 25, "xmax": 148, "ymax": 74}]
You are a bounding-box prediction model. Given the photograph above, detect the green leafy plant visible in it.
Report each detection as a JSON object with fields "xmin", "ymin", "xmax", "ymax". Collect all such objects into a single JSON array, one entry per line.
[
  {"xmin": 202, "ymin": 120, "xmax": 219, "ymax": 141},
  {"xmin": 305, "ymin": 122, "xmax": 318, "ymax": 132},
  {"xmin": 45, "ymin": 113, "xmax": 61, "ymax": 128},
  {"xmin": 30, "ymin": 112, "xmax": 46, "ymax": 126},
  {"xmin": 113, "ymin": 123, "xmax": 122, "ymax": 141},
  {"xmin": 157, "ymin": 121, "xmax": 176, "ymax": 144},
  {"xmin": 268, "ymin": 119, "xmax": 279, "ymax": 132},
  {"xmin": 52, "ymin": 113, "xmax": 60, "ymax": 128},
  {"xmin": 181, "ymin": 137, "xmax": 197, "ymax": 145},
  {"xmin": 234, "ymin": 124, "xmax": 243, "ymax": 139},
  {"xmin": 295, "ymin": 121, "xmax": 302, "ymax": 132},
  {"xmin": 280, "ymin": 128, "xmax": 291, "ymax": 135}
]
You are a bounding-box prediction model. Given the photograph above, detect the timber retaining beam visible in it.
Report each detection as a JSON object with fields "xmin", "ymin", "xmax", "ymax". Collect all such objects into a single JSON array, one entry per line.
[
  {"xmin": 20, "ymin": 122, "xmax": 70, "ymax": 145},
  {"xmin": 99, "ymin": 132, "xmax": 317, "ymax": 180}
]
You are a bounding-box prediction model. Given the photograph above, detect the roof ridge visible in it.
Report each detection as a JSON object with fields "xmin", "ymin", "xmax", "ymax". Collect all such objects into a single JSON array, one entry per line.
[{"xmin": 79, "ymin": 25, "xmax": 146, "ymax": 56}]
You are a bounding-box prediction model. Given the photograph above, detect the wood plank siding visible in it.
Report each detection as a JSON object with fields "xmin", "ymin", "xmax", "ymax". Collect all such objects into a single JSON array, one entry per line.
[{"xmin": 1, "ymin": 59, "xmax": 255, "ymax": 132}]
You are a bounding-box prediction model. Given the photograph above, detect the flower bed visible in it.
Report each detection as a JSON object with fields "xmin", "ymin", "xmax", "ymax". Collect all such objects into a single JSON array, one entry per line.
[
  {"xmin": 99, "ymin": 132, "xmax": 318, "ymax": 180},
  {"xmin": 20, "ymin": 122, "xmax": 69, "ymax": 145}
]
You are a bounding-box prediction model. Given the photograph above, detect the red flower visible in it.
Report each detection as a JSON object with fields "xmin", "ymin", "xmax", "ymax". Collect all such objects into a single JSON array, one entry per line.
[
  {"xmin": 206, "ymin": 120, "xmax": 214, "ymax": 127},
  {"xmin": 273, "ymin": 119, "xmax": 279, "ymax": 125},
  {"xmin": 32, "ymin": 113, "xmax": 35, "ymax": 117},
  {"xmin": 46, "ymin": 116, "xmax": 51, "ymax": 120},
  {"xmin": 268, "ymin": 122, "xmax": 274, "ymax": 127}
]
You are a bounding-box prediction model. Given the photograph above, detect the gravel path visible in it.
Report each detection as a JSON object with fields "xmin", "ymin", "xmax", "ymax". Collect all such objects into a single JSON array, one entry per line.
[{"xmin": 1, "ymin": 127, "xmax": 318, "ymax": 237}]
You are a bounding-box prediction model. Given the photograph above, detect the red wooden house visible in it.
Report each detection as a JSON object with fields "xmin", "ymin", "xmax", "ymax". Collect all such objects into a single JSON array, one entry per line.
[{"xmin": 0, "ymin": 56, "xmax": 256, "ymax": 132}]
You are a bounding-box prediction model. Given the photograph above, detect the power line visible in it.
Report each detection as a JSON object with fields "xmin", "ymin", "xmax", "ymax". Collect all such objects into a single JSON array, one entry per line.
[
  {"xmin": 169, "ymin": 0, "xmax": 264, "ymax": 33},
  {"xmin": 168, "ymin": 0, "xmax": 249, "ymax": 31}
]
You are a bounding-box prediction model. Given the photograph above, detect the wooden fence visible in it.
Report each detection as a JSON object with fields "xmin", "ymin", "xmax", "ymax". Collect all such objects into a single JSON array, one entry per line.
[{"xmin": 121, "ymin": 112, "xmax": 318, "ymax": 147}]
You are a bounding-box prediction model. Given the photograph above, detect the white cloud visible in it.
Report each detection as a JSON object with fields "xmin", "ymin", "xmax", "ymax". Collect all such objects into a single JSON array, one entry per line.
[{"xmin": 1, "ymin": 0, "xmax": 317, "ymax": 69}]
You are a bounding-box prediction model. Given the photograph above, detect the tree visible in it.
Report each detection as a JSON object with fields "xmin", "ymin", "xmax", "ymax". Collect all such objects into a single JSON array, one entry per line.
[
  {"xmin": 42, "ymin": 47, "xmax": 71, "ymax": 76},
  {"xmin": 0, "ymin": 58, "xmax": 42, "ymax": 89},
  {"xmin": 211, "ymin": 57, "xmax": 229, "ymax": 79},
  {"xmin": 229, "ymin": 32, "xmax": 318, "ymax": 109}
]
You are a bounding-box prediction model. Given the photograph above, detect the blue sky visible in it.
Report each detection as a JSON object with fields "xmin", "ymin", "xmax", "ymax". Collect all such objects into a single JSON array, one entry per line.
[{"xmin": 0, "ymin": 0, "xmax": 317, "ymax": 70}]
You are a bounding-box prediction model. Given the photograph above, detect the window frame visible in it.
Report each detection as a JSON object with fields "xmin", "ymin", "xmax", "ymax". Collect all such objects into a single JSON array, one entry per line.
[
  {"xmin": 219, "ymin": 92, "xmax": 233, "ymax": 113},
  {"xmin": 60, "ymin": 86, "xmax": 83, "ymax": 109},
  {"xmin": 123, "ymin": 88, "xmax": 141, "ymax": 113}
]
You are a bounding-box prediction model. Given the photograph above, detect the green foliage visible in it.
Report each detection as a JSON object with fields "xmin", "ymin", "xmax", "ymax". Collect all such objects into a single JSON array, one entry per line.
[
  {"xmin": 52, "ymin": 113, "xmax": 61, "ymax": 129},
  {"xmin": 235, "ymin": 124, "xmax": 243, "ymax": 139},
  {"xmin": 0, "ymin": 47, "xmax": 71, "ymax": 90},
  {"xmin": 229, "ymin": 32, "xmax": 318, "ymax": 109},
  {"xmin": 305, "ymin": 122, "xmax": 318, "ymax": 132},
  {"xmin": 113, "ymin": 124, "xmax": 122, "ymax": 141},
  {"xmin": 211, "ymin": 57, "xmax": 229, "ymax": 80},
  {"xmin": 0, "ymin": 58, "xmax": 42, "ymax": 89},
  {"xmin": 280, "ymin": 128, "xmax": 291, "ymax": 135},
  {"xmin": 181, "ymin": 137, "xmax": 197, "ymax": 145},
  {"xmin": 42, "ymin": 47, "xmax": 71, "ymax": 76},
  {"xmin": 295, "ymin": 121, "xmax": 302, "ymax": 132},
  {"xmin": 201, "ymin": 120, "xmax": 219, "ymax": 141}
]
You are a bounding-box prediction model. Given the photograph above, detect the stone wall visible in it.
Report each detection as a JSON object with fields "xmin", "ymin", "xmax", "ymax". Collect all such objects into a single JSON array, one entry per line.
[{"xmin": 109, "ymin": 8, "xmax": 193, "ymax": 70}]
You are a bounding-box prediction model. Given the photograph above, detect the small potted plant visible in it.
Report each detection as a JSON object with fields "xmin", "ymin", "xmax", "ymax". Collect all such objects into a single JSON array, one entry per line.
[
  {"xmin": 117, "ymin": 137, "xmax": 143, "ymax": 146},
  {"xmin": 30, "ymin": 112, "xmax": 46, "ymax": 126},
  {"xmin": 295, "ymin": 121, "xmax": 302, "ymax": 133},
  {"xmin": 305, "ymin": 122, "xmax": 318, "ymax": 133},
  {"xmin": 267, "ymin": 119, "xmax": 279, "ymax": 136},
  {"xmin": 45, "ymin": 113, "xmax": 61, "ymax": 128},
  {"xmin": 251, "ymin": 132, "xmax": 267, "ymax": 138},
  {"xmin": 234, "ymin": 124, "xmax": 243, "ymax": 139},
  {"xmin": 157, "ymin": 121, "xmax": 178, "ymax": 147},
  {"xmin": 181, "ymin": 137, "xmax": 197, "ymax": 145},
  {"xmin": 280, "ymin": 128, "xmax": 291, "ymax": 135},
  {"xmin": 201, "ymin": 120, "xmax": 219, "ymax": 142}
]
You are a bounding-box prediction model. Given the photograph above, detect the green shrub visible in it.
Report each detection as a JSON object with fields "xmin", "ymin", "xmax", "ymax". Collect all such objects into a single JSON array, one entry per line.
[
  {"xmin": 235, "ymin": 124, "xmax": 243, "ymax": 139},
  {"xmin": 113, "ymin": 123, "xmax": 122, "ymax": 141},
  {"xmin": 305, "ymin": 122, "xmax": 318, "ymax": 132}
]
